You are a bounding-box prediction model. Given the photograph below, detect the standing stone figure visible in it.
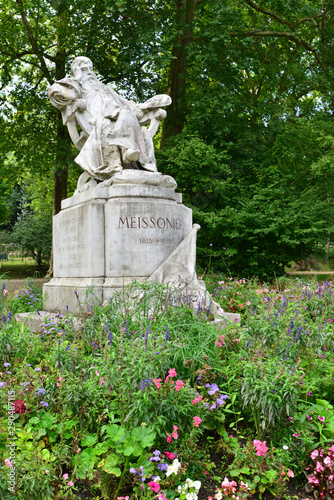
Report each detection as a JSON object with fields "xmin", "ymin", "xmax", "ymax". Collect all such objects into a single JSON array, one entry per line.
[{"xmin": 48, "ymin": 56, "xmax": 171, "ymax": 181}]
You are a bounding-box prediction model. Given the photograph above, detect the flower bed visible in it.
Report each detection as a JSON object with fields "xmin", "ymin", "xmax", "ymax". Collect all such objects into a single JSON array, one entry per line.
[{"xmin": 0, "ymin": 277, "xmax": 333, "ymax": 499}]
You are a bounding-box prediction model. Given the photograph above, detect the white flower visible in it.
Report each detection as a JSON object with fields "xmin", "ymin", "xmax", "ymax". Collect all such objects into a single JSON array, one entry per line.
[
  {"xmin": 283, "ymin": 445, "xmax": 289, "ymax": 450},
  {"xmin": 187, "ymin": 480, "xmax": 195, "ymax": 488},
  {"xmin": 186, "ymin": 494, "xmax": 193, "ymax": 500},
  {"xmin": 154, "ymin": 476, "xmax": 161, "ymax": 483},
  {"xmin": 177, "ymin": 486, "xmax": 182, "ymax": 492},
  {"xmin": 194, "ymin": 481, "xmax": 201, "ymax": 491},
  {"xmin": 215, "ymin": 491, "xmax": 222, "ymax": 500}
]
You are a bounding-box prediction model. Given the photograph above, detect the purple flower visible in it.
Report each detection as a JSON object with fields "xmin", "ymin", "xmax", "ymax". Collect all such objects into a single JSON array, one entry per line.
[
  {"xmin": 217, "ymin": 394, "xmax": 229, "ymax": 406},
  {"xmin": 157, "ymin": 463, "xmax": 168, "ymax": 472},
  {"xmin": 40, "ymin": 401, "xmax": 48, "ymax": 407},
  {"xmin": 205, "ymin": 383, "xmax": 219, "ymax": 395},
  {"xmin": 34, "ymin": 367, "xmax": 42, "ymax": 372},
  {"xmin": 36, "ymin": 388, "xmax": 46, "ymax": 396},
  {"xmin": 4, "ymin": 363, "xmax": 10, "ymax": 367},
  {"xmin": 0, "ymin": 382, "xmax": 7, "ymax": 388},
  {"xmin": 210, "ymin": 404, "xmax": 217, "ymax": 410},
  {"xmin": 26, "ymin": 364, "xmax": 31, "ymax": 367}
]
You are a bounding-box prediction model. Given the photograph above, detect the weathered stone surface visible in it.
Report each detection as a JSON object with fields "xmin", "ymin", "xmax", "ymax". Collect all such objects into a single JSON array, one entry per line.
[
  {"xmin": 48, "ymin": 56, "xmax": 171, "ymax": 184},
  {"xmin": 15, "ymin": 311, "xmax": 82, "ymax": 333},
  {"xmin": 53, "ymin": 199, "xmax": 105, "ymax": 278},
  {"xmin": 43, "ymin": 277, "xmax": 104, "ymax": 312},
  {"xmin": 43, "ymin": 174, "xmax": 193, "ymax": 313},
  {"xmin": 105, "ymin": 197, "xmax": 188, "ymax": 278}
]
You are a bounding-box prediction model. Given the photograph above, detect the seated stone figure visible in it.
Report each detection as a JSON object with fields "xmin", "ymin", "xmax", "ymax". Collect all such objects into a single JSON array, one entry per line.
[{"xmin": 48, "ymin": 56, "xmax": 171, "ymax": 181}]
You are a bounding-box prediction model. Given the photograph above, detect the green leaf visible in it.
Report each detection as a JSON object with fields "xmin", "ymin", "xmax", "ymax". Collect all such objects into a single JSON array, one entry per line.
[
  {"xmin": 41, "ymin": 449, "xmax": 51, "ymax": 461},
  {"xmin": 98, "ymin": 454, "xmax": 122, "ymax": 476},
  {"xmin": 65, "ymin": 419, "xmax": 79, "ymax": 430},
  {"xmin": 104, "ymin": 425, "xmax": 126, "ymax": 442},
  {"xmin": 265, "ymin": 470, "xmax": 277, "ymax": 481},
  {"xmin": 93, "ymin": 442, "xmax": 110, "ymax": 456},
  {"xmin": 131, "ymin": 426, "xmax": 156, "ymax": 448},
  {"xmin": 81, "ymin": 434, "xmax": 98, "ymax": 448},
  {"xmin": 240, "ymin": 467, "xmax": 250, "ymax": 474},
  {"xmin": 28, "ymin": 417, "xmax": 40, "ymax": 425}
]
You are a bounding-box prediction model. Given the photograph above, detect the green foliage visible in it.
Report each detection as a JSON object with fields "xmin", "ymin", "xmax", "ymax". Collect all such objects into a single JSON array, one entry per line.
[{"xmin": 12, "ymin": 211, "xmax": 51, "ymax": 266}]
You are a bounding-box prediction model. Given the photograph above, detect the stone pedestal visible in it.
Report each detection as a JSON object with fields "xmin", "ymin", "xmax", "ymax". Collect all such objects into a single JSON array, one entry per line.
[{"xmin": 43, "ymin": 173, "xmax": 192, "ymax": 313}]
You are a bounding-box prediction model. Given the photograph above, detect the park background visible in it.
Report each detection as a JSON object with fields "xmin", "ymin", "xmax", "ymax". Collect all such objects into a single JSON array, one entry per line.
[{"xmin": 1, "ymin": 0, "xmax": 334, "ymax": 279}]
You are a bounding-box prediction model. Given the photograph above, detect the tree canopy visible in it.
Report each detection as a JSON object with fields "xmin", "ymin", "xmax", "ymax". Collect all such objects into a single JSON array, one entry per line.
[{"xmin": 1, "ymin": 0, "xmax": 334, "ymax": 278}]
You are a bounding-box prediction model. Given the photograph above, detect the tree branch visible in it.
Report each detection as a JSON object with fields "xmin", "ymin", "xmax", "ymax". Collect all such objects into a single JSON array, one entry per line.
[
  {"xmin": 228, "ymin": 30, "xmax": 329, "ymax": 76},
  {"xmin": 15, "ymin": 0, "xmax": 53, "ymax": 83},
  {"xmin": 242, "ymin": 0, "xmax": 295, "ymax": 29}
]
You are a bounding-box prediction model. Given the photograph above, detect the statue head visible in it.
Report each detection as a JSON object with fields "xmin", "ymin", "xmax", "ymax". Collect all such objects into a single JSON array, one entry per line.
[{"xmin": 71, "ymin": 57, "xmax": 95, "ymax": 80}]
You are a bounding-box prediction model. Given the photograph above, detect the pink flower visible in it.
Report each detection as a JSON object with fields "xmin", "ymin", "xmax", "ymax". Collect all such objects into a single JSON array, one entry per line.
[
  {"xmin": 95, "ymin": 370, "xmax": 99, "ymax": 376},
  {"xmin": 288, "ymin": 417, "xmax": 293, "ymax": 422},
  {"xmin": 246, "ymin": 301, "xmax": 251, "ymax": 306},
  {"xmin": 318, "ymin": 416, "xmax": 325, "ymax": 422},
  {"xmin": 253, "ymin": 440, "xmax": 268, "ymax": 457},
  {"xmin": 324, "ymin": 456, "xmax": 332, "ymax": 467},
  {"xmin": 158, "ymin": 495, "xmax": 168, "ymax": 500},
  {"xmin": 99, "ymin": 377, "xmax": 104, "ymax": 385},
  {"xmin": 14, "ymin": 400, "xmax": 26, "ymax": 414},
  {"xmin": 175, "ymin": 380, "xmax": 184, "ymax": 391},
  {"xmin": 63, "ymin": 473, "xmax": 69, "ymax": 480},
  {"xmin": 148, "ymin": 481, "xmax": 160, "ymax": 493},
  {"xmin": 166, "ymin": 435, "xmax": 172, "ymax": 443},
  {"xmin": 327, "ymin": 318, "xmax": 333, "ymax": 323},
  {"xmin": 153, "ymin": 378, "xmax": 162, "ymax": 389},
  {"xmin": 311, "ymin": 450, "xmax": 319, "ymax": 460},
  {"xmin": 192, "ymin": 395, "xmax": 203, "ymax": 404},
  {"xmin": 287, "ymin": 469, "xmax": 294, "ymax": 478},
  {"xmin": 315, "ymin": 462, "xmax": 324, "ymax": 473},
  {"xmin": 193, "ymin": 416, "xmax": 202, "ymax": 427},
  {"xmin": 168, "ymin": 368, "xmax": 177, "ymax": 377},
  {"xmin": 58, "ymin": 377, "xmax": 63, "ymax": 382},
  {"xmin": 164, "ymin": 452, "xmax": 175, "ymax": 460},
  {"xmin": 5, "ymin": 458, "xmax": 13, "ymax": 467},
  {"xmin": 67, "ymin": 480, "xmax": 74, "ymax": 487},
  {"xmin": 221, "ymin": 477, "xmax": 237, "ymax": 494},
  {"xmin": 45, "ymin": 470, "xmax": 50, "ymax": 474},
  {"xmin": 293, "ymin": 433, "xmax": 300, "ymax": 438},
  {"xmin": 170, "ymin": 424, "xmax": 179, "ymax": 439},
  {"xmin": 57, "ymin": 383, "xmax": 61, "ymax": 387}
]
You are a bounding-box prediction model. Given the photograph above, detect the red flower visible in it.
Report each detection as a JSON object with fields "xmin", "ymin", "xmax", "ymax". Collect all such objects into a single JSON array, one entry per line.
[{"xmin": 14, "ymin": 400, "xmax": 26, "ymax": 414}]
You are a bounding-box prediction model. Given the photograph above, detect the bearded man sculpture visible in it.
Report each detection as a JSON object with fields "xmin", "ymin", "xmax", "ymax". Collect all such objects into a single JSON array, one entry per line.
[{"xmin": 48, "ymin": 56, "xmax": 171, "ymax": 181}]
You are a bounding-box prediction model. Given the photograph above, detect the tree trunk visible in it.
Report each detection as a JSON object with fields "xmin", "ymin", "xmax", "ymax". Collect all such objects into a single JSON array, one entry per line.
[
  {"xmin": 47, "ymin": 50, "xmax": 70, "ymax": 278},
  {"xmin": 160, "ymin": 0, "xmax": 199, "ymax": 147}
]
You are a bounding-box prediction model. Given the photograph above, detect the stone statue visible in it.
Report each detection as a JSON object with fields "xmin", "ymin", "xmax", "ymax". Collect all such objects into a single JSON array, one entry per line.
[{"xmin": 48, "ymin": 56, "xmax": 171, "ymax": 181}]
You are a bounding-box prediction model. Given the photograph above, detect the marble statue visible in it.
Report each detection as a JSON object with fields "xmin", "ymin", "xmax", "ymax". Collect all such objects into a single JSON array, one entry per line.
[{"xmin": 48, "ymin": 56, "xmax": 171, "ymax": 181}]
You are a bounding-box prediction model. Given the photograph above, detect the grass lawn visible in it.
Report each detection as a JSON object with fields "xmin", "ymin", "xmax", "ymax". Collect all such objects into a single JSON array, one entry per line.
[{"xmin": 0, "ymin": 257, "xmax": 49, "ymax": 279}]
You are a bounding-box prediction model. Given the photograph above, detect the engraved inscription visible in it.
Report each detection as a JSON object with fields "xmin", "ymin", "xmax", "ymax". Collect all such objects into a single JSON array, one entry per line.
[
  {"xmin": 118, "ymin": 216, "xmax": 182, "ymax": 230},
  {"xmin": 139, "ymin": 238, "xmax": 174, "ymax": 245}
]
